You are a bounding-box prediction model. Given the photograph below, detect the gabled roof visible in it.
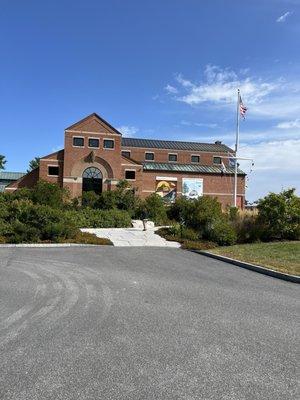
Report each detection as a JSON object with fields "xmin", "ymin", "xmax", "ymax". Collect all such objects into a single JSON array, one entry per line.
[
  {"xmin": 122, "ymin": 137, "xmax": 233, "ymax": 152},
  {"xmin": 142, "ymin": 162, "xmax": 245, "ymax": 175},
  {"xmin": 66, "ymin": 113, "xmax": 122, "ymax": 135}
]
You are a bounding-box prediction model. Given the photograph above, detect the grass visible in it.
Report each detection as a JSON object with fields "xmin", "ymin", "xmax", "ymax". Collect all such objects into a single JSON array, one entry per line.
[{"xmin": 210, "ymin": 241, "xmax": 300, "ymax": 276}]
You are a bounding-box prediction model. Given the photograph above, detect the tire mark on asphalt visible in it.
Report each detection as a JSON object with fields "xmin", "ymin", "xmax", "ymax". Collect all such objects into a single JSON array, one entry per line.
[{"xmin": 0, "ymin": 255, "xmax": 113, "ymax": 348}]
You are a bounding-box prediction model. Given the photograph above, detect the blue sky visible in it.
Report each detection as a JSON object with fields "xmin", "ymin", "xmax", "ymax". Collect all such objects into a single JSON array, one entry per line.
[{"xmin": 1, "ymin": 0, "xmax": 299, "ymax": 201}]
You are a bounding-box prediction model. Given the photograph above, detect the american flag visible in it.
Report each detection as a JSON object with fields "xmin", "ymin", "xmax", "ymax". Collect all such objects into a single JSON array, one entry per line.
[{"xmin": 239, "ymin": 94, "xmax": 247, "ymax": 119}]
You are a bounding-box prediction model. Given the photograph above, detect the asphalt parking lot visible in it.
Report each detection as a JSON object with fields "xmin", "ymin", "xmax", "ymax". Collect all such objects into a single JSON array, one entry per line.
[{"xmin": 0, "ymin": 247, "xmax": 298, "ymax": 400}]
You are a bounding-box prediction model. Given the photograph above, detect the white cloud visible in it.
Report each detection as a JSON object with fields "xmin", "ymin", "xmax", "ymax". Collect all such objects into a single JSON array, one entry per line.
[
  {"xmin": 164, "ymin": 84, "xmax": 178, "ymax": 94},
  {"xmin": 175, "ymin": 73, "xmax": 194, "ymax": 88},
  {"xmin": 166, "ymin": 64, "xmax": 300, "ymax": 120},
  {"xmin": 239, "ymin": 139, "xmax": 300, "ymax": 201},
  {"xmin": 276, "ymin": 119, "xmax": 300, "ymax": 129},
  {"xmin": 117, "ymin": 125, "xmax": 139, "ymax": 137},
  {"xmin": 276, "ymin": 11, "xmax": 293, "ymax": 22},
  {"xmin": 180, "ymin": 120, "xmax": 217, "ymax": 128},
  {"xmin": 173, "ymin": 65, "xmax": 279, "ymax": 107}
]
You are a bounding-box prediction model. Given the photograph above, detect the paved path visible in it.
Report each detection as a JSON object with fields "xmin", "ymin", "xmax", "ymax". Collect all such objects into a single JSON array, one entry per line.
[
  {"xmin": 0, "ymin": 247, "xmax": 298, "ymax": 400},
  {"xmin": 81, "ymin": 227, "xmax": 181, "ymax": 247}
]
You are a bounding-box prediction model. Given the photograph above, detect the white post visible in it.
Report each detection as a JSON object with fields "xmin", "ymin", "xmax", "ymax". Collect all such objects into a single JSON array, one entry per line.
[{"xmin": 234, "ymin": 89, "xmax": 240, "ymax": 207}]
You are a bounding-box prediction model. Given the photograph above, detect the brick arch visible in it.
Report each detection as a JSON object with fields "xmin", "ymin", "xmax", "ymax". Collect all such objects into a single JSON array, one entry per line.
[{"xmin": 70, "ymin": 155, "xmax": 114, "ymax": 180}]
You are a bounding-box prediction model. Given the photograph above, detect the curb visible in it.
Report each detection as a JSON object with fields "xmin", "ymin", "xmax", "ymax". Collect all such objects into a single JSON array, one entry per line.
[
  {"xmin": 0, "ymin": 243, "xmax": 104, "ymax": 248},
  {"xmin": 192, "ymin": 250, "xmax": 300, "ymax": 284}
]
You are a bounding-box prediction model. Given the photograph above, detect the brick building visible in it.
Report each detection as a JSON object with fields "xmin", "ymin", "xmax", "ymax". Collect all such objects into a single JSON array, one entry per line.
[{"xmin": 6, "ymin": 113, "xmax": 246, "ymax": 208}]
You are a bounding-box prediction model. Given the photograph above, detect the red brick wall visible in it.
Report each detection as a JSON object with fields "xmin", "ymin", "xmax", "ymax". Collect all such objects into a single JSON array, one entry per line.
[{"xmin": 121, "ymin": 147, "xmax": 232, "ymax": 166}]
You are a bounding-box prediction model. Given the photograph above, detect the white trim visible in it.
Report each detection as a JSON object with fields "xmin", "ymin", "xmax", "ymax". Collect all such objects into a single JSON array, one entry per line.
[
  {"xmin": 156, "ymin": 176, "xmax": 178, "ymax": 181},
  {"xmin": 47, "ymin": 165, "xmax": 60, "ymax": 177},
  {"xmin": 204, "ymin": 192, "xmax": 245, "ymax": 196},
  {"xmin": 72, "ymin": 136, "xmax": 85, "ymax": 148},
  {"xmin": 144, "ymin": 151, "xmax": 155, "ymax": 161},
  {"xmin": 65, "ymin": 129, "xmax": 120, "ymax": 137},
  {"xmin": 40, "ymin": 159, "xmax": 63, "ymax": 163},
  {"xmin": 103, "ymin": 138, "xmax": 115, "ymax": 150},
  {"xmin": 142, "ymin": 190, "xmax": 155, "ymax": 193},
  {"xmin": 88, "ymin": 137, "xmax": 100, "ymax": 149},
  {"xmin": 5, "ymin": 187, "xmax": 17, "ymax": 191},
  {"xmin": 121, "ymin": 163, "xmax": 141, "ymax": 167},
  {"xmin": 63, "ymin": 178, "xmax": 83, "ymax": 183},
  {"xmin": 168, "ymin": 153, "xmax": 178, "ymax": 162}
]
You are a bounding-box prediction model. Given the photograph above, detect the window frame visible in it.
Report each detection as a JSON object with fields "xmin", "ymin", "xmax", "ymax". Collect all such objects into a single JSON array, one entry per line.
[
  {"xmin": 103, "ymin": 138, "xmax": 115, "ymax": 150},
  {"xmin": 72, "ymin": 136, "xmax": 85, "ymax": 148},
  {"xmin": 121, "ymin": 150, "xmax": 131, "ymax": 158},
  {"xmin": 88, "ymin": 137, "xmax": 100, "ymax": 149},
  {"xmin": 213, "ymin": 156, "xmax": 222, "ymax": 165},
  {"xmin": 47, "ymin": 165, "xmax": 59, "ymax": 177},
  {"xmin": 125, "ymin": 169, "xmax": 136, "ymax": 181},
  {"xmin": 145, "ymin": 152, "xmax": 155, "ymax": 161},
  {"xmin": 168, "ymin": 153, "xmax": 178, "ymax": 162},
  {"xmin": 191, "ymin": 155, "xmax": 200, "ymax": 163}
]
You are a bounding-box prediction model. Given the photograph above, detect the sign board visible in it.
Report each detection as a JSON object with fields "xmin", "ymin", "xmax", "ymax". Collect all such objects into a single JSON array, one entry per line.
[
  {"xmin": 182, "ymin": 178, "xmax": 203, "ymax": 199},
  {"xmin": 155, "ymin": 179, "xmax": 177, "ymax": 202}
]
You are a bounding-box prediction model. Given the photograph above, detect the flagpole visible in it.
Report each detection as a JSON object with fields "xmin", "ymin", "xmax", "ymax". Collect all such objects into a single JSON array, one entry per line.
[{"xmin": 234, "ymin": 88, "xmax": 240, "ymax": 207}]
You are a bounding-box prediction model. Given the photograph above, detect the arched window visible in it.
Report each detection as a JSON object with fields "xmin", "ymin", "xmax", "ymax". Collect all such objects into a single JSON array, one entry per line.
[{"xmin": 82, "ymin": 167, "xmax": 103, "ymax": 194}]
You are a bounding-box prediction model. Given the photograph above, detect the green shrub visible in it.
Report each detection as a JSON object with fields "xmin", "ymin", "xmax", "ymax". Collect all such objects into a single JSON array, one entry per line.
[
  {"xmin": 81, "ymin": 191, "xmax": 99, "ymax": 208},
  {"xmin": 135, "ymin": 194, "xmax": 168, "ymax": 225},
  {"xmin": 257, "ymin": 189, "xmax": 300, "ymax": 241},
  {"xmin": 6, "ymin": 221, "xmax": 40, "ymax": 243},
  {"xmin": 31, "ymin": 181, "xmax": 69, "ymax": 208},
  {"xmin": 181, "ymin": 240, "xmax": 217, "ymax": 251},
  {"xmin": 207, "ymin": 218, "xmax": 237, "ymax": 246},
  {"xmin": 232, "ymin": 213, "xmax": 263, "ymax": 243},
  {"xmin": 66, "ymin": 208, "xmax": 131, "ymax": 228}
]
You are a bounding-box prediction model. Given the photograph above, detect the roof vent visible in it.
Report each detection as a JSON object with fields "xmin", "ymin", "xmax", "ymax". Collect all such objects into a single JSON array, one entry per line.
[{"xmin": 215, "ymin": 140, "xmax": 222, "ymax": 145}]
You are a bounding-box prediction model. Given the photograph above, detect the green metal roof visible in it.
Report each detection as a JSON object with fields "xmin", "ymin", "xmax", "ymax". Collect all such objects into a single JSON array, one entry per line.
[
  {"xmin": 142, "ymin": 162, "xmax": 245, "ymax": 175},
  {"xmin": 122, "ymin": 137, "xmax": 233, "ymax": 152},
  {"xmin": 0, "ymin": 171, "xmax": 25, "ymax": 180}
]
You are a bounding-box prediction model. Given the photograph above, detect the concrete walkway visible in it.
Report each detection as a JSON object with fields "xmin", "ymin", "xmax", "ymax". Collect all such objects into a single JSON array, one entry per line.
[{"xmin": 81, "ymin": 227, "xmax": 181, "ymax": 247}]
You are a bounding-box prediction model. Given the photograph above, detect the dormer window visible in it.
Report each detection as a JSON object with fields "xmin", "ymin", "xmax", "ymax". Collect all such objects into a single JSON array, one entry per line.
[{"xmin": 213, "ymin": 156, "xmax": 222, "ymax": 165}]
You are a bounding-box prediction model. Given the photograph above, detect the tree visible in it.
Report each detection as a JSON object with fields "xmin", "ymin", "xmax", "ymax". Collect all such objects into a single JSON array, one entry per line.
[
  {"xmin": 27, "ymin": 157, "xmax": 40, "ymax": 173},
  {"xmin": 0, "ymin": 155, "xmax": 6, "ymax": 170},
  {"xmin": 257, "ymin": 188, "xmax": 300, "ymax": 240}
]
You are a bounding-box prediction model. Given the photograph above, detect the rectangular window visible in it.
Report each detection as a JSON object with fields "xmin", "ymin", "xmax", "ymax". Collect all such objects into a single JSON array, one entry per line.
[
  {"xmin": 122, "ymin": 150, "xmax": 131, "ymax": 158},
  {"xmin": 168, "ymin": 154, "xmax": 177, "ymax": 162},
  {"xmin": 73, "ymin": 137, "xmax": 84, "ymax": 147},
  {"xmin": 213, "ymin": 156, "xmax": 222, "ymax": 165},
  {"xmin": 145, "ymin": 152, "xmax": 154, "ymax": 161},
  {"xmin": 88, "ymin": 138, "xmax": 99, "ymax": 148},
  {"xmin": 191, "ymin": 155, "xmax": 200, "ymax": 163},
  {"xmin": 48, "ymin": 166, "xmax": 59, "ymax": 176},
  {"xmin": 125, "ymin": 170, "xmax": 136, "ymax": 180},
  {"xmin": 103, "ymin": 139, "xmax": 114, "ymax": 149}
]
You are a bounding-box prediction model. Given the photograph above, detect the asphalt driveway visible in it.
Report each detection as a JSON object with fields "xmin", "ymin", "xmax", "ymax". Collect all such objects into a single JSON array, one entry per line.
[{"xmin": 0, "ymin": 247, "xmax": 298, "ymax": 400}]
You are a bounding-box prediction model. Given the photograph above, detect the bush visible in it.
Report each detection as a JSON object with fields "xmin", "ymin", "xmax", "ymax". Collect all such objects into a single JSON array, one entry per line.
[
  {"xmin": 135, "ymin": 194, "xmax": 168, "ymax": 225},
  {"xmin": 181, "ymin": 240, "xmax": 217, "ymax": 251},
  {"xmin": 31, "ymin": 181, "xmax": 70, "ymax": 208},
  {"xmin": 207, "ymin": 218, "xmax": 237, "ymax": 246},
  {"xmin": 66, "ymin": 208, "xmax": 132, "ymax": 228},
  {"xmin": 232, "ymin": 213, "xmax": 263, "ymax": 244},
  {"xmin": 257, "ymin": 188, "xmax": 300, "ymax": 240}
]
